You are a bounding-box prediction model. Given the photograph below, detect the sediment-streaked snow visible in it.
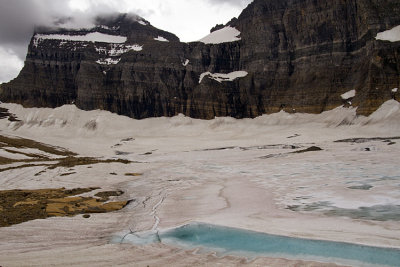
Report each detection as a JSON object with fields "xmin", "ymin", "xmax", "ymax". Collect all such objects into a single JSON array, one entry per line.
[
  {"xmin": 199, "ymin": 26, "xmax": 241, "ymax": 44},
  {"xmin": 154, "ymin": 36, "xmax": 169, "ymax": 42},
  {"xmin": 341, "ymin": 89, "xmax": 356, "ymax": 100},
  {"xmin": 376, "ymin": 25, "xmax": 400, "ymax": 42},
  {"xmin": 34, "ymin": 32, "xmax": 127, "ymax": 44},
  {"xmin": 199, "ymin": 71, "xmax": 248, "ymax": 83}
]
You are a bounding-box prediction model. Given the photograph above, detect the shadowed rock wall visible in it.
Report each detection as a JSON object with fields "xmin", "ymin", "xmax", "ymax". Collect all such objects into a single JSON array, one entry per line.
[{"xmin": 1, "ymin": 0, "xmax": 399, "ymax": 119}]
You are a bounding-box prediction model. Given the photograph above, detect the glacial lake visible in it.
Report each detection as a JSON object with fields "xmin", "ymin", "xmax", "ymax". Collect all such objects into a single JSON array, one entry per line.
[{"xmin": 114, "ymin": 222, "xmax": 400, "ymax": 266}]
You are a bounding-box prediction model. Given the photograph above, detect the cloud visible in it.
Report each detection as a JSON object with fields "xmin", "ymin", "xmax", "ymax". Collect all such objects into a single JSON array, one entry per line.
[
  {"xmin": 206, "ymin": 0, "xmax": 252, "ymax": 7},
  {"xmin": 0, "ymin": 1, "xmax": 54, "ymax": 59},
  {"xmin": 0, "ymin": 47, "xmax": 24, "ymax": 84},
  {"xmin": 0, "ymin": 0, "xmax": 125, "ymax": 60},
  {"xmin": 0, "ymin": 0, "xmax": 252, "ymax": 83}
]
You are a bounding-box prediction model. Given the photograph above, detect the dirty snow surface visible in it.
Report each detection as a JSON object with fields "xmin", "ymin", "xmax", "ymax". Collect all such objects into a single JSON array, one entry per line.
[
  {"xmin": 199, "ymin": 26, "xmax": 241, "ymax": 44},
  {"xmin": 1, "ymin": 100, "xmax": 400, "ymax": 266}
]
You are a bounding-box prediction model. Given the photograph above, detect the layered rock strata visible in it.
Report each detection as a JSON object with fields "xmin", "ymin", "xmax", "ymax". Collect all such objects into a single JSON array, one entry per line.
[{"xmin": 1, "ymin": 0, "xmax": 399, "ymax": 119}]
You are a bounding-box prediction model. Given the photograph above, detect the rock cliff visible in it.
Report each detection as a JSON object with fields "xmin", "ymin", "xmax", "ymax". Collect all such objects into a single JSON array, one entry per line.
[{"xmin": 1, "ymin": 0, "xmax": 400, "ymax": 119}]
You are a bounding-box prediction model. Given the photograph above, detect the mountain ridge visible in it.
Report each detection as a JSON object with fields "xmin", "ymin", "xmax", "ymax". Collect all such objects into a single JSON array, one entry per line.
[{"xmin": 1, "ymin": 0, "xmax": 399, "ymax": 119}]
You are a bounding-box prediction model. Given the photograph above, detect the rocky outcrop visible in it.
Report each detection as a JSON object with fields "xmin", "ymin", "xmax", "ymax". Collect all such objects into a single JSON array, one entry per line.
[{"xmin": 1, "ymin": 0, "xmax": 400, "ymax": 119}]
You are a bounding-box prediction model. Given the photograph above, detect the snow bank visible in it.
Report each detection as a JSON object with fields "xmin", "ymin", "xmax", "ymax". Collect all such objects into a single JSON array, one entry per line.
[
  {"xmin": 199, "ymin": 26, "xmax": 241, "ymax": 44},
  {"xmin": 341, "ymin": 90, "xmax": 356, "ymax": 100},
  {"xmin": 199, "ymin": 71, "xmax": 248, "ymax": 83},
  {"xmin": 2, "ymin": 100, "xmax": 400, "ymax": 139},
  {"xmin": 154, "ymin": 36, "xmax": 169, "ymax": 42},
  {"xmin": 363, "ymin": 100, "xmax": 400, "ymax": 124},
  {"xmin": 376, "ymin": 25, "xmax": 400, "ymax": 42},
  {"xmin": 34, "ymin": 32, "xmax": 127, "ymax": 44}
]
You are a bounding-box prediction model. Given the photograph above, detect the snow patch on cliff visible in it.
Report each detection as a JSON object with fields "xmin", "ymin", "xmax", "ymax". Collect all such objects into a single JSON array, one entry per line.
[
  {"xmin": 95, "ymin": 44, "xmax": 142, "ymax": 56},
  {"xmin": 98, "ymin": 25, "xmax": 120, "ymax": 31},
  {"xmin": 199, "ymin": 71, "xmax": 248, "ymax": 83},
  {"xmin": 341, "ymin": 90, "xmax": 356, "ymax": 100},
  {"xmin": 199, "ymin": 26, "xmax": 241, "ymax": 44},
  {"xmin": 138, "ymin": 20, "xmax": 149, "ymax": 26},
  {"xmin": 96, "ymin": 58, "xmax": 121, "ymax": 65},
  {"xmin": 154, "ymin": 36, "xmax": 169, "ymax": 42},
  {"xmin": 34, "ymin": 32, "xmax": 127, "ymax": 45},
  {"xmin": 376, "ymin": 25, "xmax": 400, "ymax": 42}
]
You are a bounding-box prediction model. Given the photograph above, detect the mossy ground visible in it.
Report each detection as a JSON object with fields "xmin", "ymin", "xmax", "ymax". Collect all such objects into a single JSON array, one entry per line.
[{"xmin": 0, "ymin": 188, "xmax": 129, "ymax": 227}]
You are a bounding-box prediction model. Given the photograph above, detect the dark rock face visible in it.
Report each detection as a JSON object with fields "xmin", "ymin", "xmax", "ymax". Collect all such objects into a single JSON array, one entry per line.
[{"xmin": 1, "ymin": 1, "xmax": 400, "ymax": 119}]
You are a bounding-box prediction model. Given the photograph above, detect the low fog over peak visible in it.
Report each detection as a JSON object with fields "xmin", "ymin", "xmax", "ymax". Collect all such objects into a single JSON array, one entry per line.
[{"xmin": 0, "ymin": 0, "xmax": 252, "ymax": 83}]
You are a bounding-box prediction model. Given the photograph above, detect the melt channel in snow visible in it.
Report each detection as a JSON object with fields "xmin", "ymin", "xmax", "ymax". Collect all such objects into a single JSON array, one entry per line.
[{"xmin": 199, "ymin": 26, "xmax": 241, "ymax": 44}]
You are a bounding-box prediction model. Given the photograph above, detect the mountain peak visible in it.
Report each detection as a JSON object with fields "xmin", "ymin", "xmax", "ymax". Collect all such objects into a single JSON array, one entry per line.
[{"xmin": 1, "ymin": 1, "xmax": 399, "ymax": 119}]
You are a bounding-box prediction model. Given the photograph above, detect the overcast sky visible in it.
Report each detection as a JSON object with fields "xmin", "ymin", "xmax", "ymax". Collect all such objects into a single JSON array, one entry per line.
[{"xmin": 0, "ymin": 0, "xmax": 252, "ymax": 84}]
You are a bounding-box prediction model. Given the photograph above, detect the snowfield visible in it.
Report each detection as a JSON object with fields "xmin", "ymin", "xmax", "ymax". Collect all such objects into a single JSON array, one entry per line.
[
  {"xmin": 0, "ymin": 100, "xmax": 400, "ymax": 266},
  {"xmin": 376, "ymin": 25, "xmax": 400, "ymax": 42},
  {"xmin": 199, "ymin": 71, "xmax": 248, "ymax": 83},
  {"xmin": 154, "ymin": 36, "xmax": 169, "ymax": 42},
  {"xmin": 199, "ymin": 26, "xmax": 241, "ymax": 44},
  {"xmin": 34, "ymin": 32, "xmax": 128, "ymax": 44}
]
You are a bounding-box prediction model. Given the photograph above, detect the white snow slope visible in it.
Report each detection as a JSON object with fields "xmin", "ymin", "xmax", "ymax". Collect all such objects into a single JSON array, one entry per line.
[
  {"xmin": 199, "ymin": 26, "xmax": 241, "ymax": 44},
  {"xmin": 1, "ymin": 100, "xmax": 400, "ymax": 266},
  {"xmin": 376, "ymin": 25, "xmax": 400, "ymax": 42}
]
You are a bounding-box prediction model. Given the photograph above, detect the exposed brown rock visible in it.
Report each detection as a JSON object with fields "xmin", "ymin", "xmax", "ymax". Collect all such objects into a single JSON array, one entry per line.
[{"xmin": 0, "ymin": 188, "xmax": 129, "ymax": 227}]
